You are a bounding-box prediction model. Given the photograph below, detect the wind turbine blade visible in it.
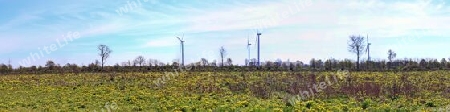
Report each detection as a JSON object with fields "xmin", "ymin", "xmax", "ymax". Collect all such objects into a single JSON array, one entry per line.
[
  {"xmin": 246, "ymin": 34, "xmax": 249, "ymax": 43},
  {"xmin": 255, "ymin": 34, "xmax": 258, "ymax": 48},
  {"xmin": 367, "ymin": 34, "xmax": 369, "ymax": 43}
]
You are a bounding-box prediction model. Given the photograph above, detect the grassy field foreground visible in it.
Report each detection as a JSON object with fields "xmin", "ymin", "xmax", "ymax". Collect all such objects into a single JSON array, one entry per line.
[{"xmin": 0, "ymin": 71, "xmax": 449, "ymax": 111}]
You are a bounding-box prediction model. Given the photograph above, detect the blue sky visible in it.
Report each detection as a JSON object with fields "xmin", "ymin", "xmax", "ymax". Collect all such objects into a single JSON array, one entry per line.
[{"xmin": 0, "ymin": 0, "xmax": 449, "ymax": 67}]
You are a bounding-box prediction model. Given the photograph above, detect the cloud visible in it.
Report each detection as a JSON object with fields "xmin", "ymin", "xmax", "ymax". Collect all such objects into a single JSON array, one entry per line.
[{"xmin": 143, "ymin": 37, "xmax": 178, "ymax": 47}]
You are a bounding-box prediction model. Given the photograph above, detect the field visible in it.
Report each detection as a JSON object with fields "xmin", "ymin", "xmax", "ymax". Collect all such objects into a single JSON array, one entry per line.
[{"xmin": 0, "ymin": 70, "xmax": 449, "ymax": 111}]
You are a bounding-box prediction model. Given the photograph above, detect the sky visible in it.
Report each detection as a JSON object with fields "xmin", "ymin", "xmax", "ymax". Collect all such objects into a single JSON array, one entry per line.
[{"xmin": 0, "ymin": 0, "xmax": 449, "ymax": 67}]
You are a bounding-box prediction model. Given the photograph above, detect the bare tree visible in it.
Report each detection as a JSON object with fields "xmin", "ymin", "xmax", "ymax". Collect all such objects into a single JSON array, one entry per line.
[
  {"xmin": 0, "ymin": 64, "xmax": 8, "ymax": 74},
  {"xmin": 310, "ymin": 58, "xmax": 316, "ymax": 69},
  {"xmin": 387, "ymin": 49, "xmax": 397, "ymax": 69},
  {"xmin": 388, "ymin": 49, "xmax": 397, "ymax": 63},
  {"xmin": 227, "ymin": 58, "xmax": 233, "ymax": 66},
  {"xmin": 134, "ymin": 56, "xmax": 146, "ymax": 67},
  {"xmin": 440, "ymin": 58, "xmax": 447, "ymax": 69},
  {"xmin": 348, "ymin": 35, "xmax": 365, "ymax": 70},
  {"xmin": 201, "ymin": 58, "xmax": 208, "ymax": 66},
  {"xmin": 45, "ymin": 60, "xmax": 56, "ymax": 70},
  {"xmin": 95, "ymin": 60, "xmax": 100, "ymax": 66},
  {"xmin": 211, "ymin": 60, "xmax": 217, "ymax": 66},
  {"xmin": 148, "ymin": 59, "xmax": 154, "ymax": 67},
  {"xmin": 220, "ymin": 46, "xmax": 227, "ymax": 67},
  {"xmin": 98, "ymin": 44, "xmax": 112, "ymax": 70}
]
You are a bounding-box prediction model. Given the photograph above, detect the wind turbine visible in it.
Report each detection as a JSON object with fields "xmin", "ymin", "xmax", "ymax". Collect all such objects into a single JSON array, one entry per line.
[
  {"xmin": 366, "ymin": 34, "xmax": 371, "ymax": 62},
  {"xmin": 256, "ymin": 30, "xmax": 262, "ymax": 66},
  {"xmin": 247, "ymin": 34, "xmax": 252, "ymax": 66},
  {"xmin": 177, "ymin": 34, "xmax": 185, "ymax": 66}
]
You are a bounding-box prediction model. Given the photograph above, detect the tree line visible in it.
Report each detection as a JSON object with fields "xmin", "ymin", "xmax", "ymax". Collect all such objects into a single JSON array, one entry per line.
[
  {"xmin": 2, "ymin": 56, "xmax": 450, "ymax": 75},
  {"xmin": 1, "ymin": 36, "xmax": 449, "ymax": 75}
]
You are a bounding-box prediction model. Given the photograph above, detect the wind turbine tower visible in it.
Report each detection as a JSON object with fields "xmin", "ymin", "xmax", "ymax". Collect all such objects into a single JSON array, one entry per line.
[
  {"xmin": 177, "ymin": 35, "xmax": 185, "ymax": 66},
  {"xmin": 247, "ymin": 35, "xmax": 252, "ymax": 66},
  {"xmin": 257, "ymin": 31, "xmax": 262, "ymax": 66},
  {"xmin": 367, "ymin": 34, "xmax": 371, "ymax": 62}
]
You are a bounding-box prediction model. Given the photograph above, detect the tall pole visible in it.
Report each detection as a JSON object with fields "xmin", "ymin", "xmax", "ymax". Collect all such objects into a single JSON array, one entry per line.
[
  {"xmin": 247, "ymin": 37, "xmax": 251, "ymax": 66},
  {"xmin": 257, "ymin": 33, "xmax": 261, "ymax": 66},
  {"xmin": 367, "ymin": 34, "xmax": 371, "ymax": 62},
  {"xmin": 181, "ymin": 41, "xmax": 184, "ymax": 66},
  {"xmin": 248, "ymin": 49, "xmax": 251, "ymax": 65},
  {"xmin": 177, "ymin": 37, "xmax": 185, "ymax": 66},
  {"xmin": 247, "ymin": 46, "xmax": 250, "ymax": 66}
]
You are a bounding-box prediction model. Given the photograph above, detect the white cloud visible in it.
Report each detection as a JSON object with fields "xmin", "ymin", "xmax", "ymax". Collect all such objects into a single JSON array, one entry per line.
[{"xmin": 143, "ymin": 37, "xmax": 178, "ymax": 47}]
